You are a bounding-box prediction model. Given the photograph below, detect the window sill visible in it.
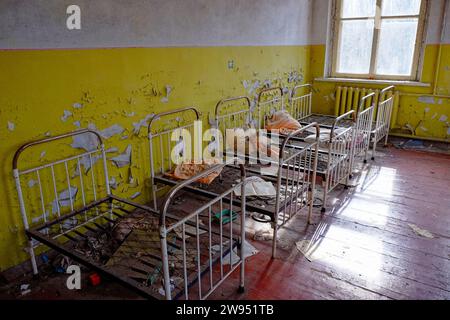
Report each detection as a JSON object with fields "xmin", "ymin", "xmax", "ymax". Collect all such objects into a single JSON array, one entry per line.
[{"xmin": 314, "ymin": 77, "xmax": 431, "ymax": 88}]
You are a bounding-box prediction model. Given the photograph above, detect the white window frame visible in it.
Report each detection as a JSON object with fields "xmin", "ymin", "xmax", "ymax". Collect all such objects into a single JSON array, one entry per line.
[{"xmin": 329, "ymin": 0, "xmax": 429, "ymax": 81}]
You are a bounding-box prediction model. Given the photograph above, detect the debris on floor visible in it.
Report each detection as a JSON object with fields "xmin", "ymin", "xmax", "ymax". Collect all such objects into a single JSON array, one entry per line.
[
  {"xmin": 253, "ymin": 229, "xmax": 273, "ymax": 241},
  {"xmin": 408, "ymin": 224, "xmax": 435, "ymax": 239},
  {"xmin": 295, "ymin": 240, "xmax": 329, "ymax": 262},
  {"xmin": 20, "ymin": 284, "xmax": 31, "ymax": 296},
  {"xmin": 234, "ymin": 176, "xmax": 276, "ymax": 197},
  {"xmin": 391, "ymin": 138, "xmax": 450, "ymax": 155},
  {"xmin": 212, "ymin": 240, "xmax": 259, "ymax": 265}
]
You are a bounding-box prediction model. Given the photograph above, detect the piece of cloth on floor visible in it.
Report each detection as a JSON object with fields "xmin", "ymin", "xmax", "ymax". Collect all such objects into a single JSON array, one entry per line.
[
  {"xmin": 234, "ymin": 176, "xmax": 276, "ymax": 197},
  {"xmin": 212, "ymin": 240, "xmax": 259, "ymax": 265}
]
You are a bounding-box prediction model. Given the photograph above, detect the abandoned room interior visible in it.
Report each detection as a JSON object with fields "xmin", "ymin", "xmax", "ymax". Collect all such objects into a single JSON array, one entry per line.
[{"xmin": 0, "ymin": 0, "xmax": 449, "ymax": 302}]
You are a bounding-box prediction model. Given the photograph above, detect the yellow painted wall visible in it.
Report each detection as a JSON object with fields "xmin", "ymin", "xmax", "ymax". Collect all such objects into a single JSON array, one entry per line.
[
  {"xmin": 310, "ymin": 44, "xmax": 450, "ymax": 140},
  {"xmin": 0, "ymin": 45, "xmax": 310, "ymax": 271}
]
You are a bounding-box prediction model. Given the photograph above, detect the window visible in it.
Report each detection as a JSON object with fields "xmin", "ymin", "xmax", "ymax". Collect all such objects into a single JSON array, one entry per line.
[{"xmin": 331, "ymin": 0, "xmax": 428, "ymax": 80}]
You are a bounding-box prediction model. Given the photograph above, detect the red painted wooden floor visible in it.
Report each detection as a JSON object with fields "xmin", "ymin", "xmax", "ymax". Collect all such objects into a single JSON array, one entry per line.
[
  {"xmin": 1, "ymin": 146, "xmax": 449, "ymax": 300},
  {"xmin": 208, "ymin": 147, "xmax": 450, "ymax": 300}
]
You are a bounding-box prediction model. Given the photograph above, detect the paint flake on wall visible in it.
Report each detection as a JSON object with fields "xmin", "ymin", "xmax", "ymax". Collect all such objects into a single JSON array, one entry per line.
[
  {"xmin": 51, "ymin": 186, "xmax": 78, "ymax": 214},
  {"xmin": 99, "ymin": 124, "xmax": 124, "ymax": 139},
  {"xmin": 161, "ymin": 85, "xmax": 172, "ymax": 103},
  {"xmin": 71, "ymin": 132, "xmax": 99, "ymax": 152},
  {"xmin": 111, "ymin": 145, "xmax": 132, "ymax": 168},
  {"xmin": 132, "ymin": 114, "xmax": 154, "ymax": 135},
  {"xmin": 7, "ymin": 121, "xmax": 15, "ymax": 131},
  {"xmin": 418, "ymin": 96, "xmax": 436, "ymax": 104},
  {"xmin": 61, "ymin": 110, "xmax": 73, "ymax": 122}
]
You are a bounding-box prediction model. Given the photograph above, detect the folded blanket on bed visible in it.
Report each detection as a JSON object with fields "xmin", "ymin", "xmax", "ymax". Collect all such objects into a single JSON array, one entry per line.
[
  {"xmin": 304, "ymin": 127, "xmax": 351, "ymax": 149},
  {"xmin": 265, "ymin": 110, "xmax": 302, "ymax": 135},
  {"xmin": 225, "ymin": 128, "xmax": 280, "ymax": 159},
  {"xmin": 165, "ymin": 159, "xmax": 223, "ymax": 184}
]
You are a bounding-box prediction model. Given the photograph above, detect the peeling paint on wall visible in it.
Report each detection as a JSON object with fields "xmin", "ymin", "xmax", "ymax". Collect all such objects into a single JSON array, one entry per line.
[
  {"xmin": 160, "ymin": 85, "xmax": 172, "ymax": 103},
  {"xmin": 60, "ymin": 110, "xmax": 73, "ymax": 122},
  {"xmin": 99, "ymin": 124, "xmax": 124, "ymax": 139},
  {"xmin": 111, "ymin": 145, "xmax": 132, "ymax": 168},
  {"xmin": 7, "ymin": 121, "xmax": 15, "ymax": 131}
]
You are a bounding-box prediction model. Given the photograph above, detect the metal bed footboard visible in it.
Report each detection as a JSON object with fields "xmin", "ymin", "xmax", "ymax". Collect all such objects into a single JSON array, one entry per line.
[
  {"xmin": 159, "ymin": 161, "xmax": 247, "ymax": 300},
  {"xmin": 371, "ymin": 86, "xmax": 395, "ymax": 161},
  {"xmin": 320, "ymin": 113, "xmax": 355, "ymax": 213},
  {"xmin": 12, "ymin": 129, "xmax": 114, "ymax": 275},
  {"xmin": 352, "ymin": 92, "xmax": 375, "ymax": 165},
  {"xmin": 269, "ymin": 123, "xmax": 320, "ymax": 257}
]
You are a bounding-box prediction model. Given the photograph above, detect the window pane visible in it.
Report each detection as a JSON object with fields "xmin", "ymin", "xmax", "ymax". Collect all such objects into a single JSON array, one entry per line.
[
  {"xmin": 376, "ymin": 19, "xmax": 419, "ymax": 76},
  {"xmin": 341, "ymin": 0, "xmax": 376, "ymax": 18},
  {"xmin": 382, "ymin": 0, "xmax": 422, "ymax": 16},
  {"xmin": 337, "ymin": 20, "xmax": 374, "ymax": 74}
]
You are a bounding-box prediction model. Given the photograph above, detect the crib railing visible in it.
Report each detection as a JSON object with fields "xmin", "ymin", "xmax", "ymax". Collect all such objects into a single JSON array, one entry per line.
[
  {"xmin": 256, "ymin": 87, "xmax": 284, "ymax": 129},
  {"xmin": 159, "ymin": 161, "xmax": 246, "ymax": 300},
  {"xmin": 290, "ymin": 84, "xmax": 313, "ymax": 120}
]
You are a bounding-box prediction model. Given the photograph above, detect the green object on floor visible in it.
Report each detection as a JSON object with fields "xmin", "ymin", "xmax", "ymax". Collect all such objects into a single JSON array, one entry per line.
[{"xmin": 214, "ymin": 209, "xmax": 238, "ymax": 225}]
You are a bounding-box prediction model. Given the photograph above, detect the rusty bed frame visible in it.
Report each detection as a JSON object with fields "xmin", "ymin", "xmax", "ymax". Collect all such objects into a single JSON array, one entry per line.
[
  {"xmin": 148, "ymin": 104, "xmax": 320, "ymax": 258},
  {"xmin": 13, "ymin": 129, "xmax": 247, "ymax": 300},
  {"xmin": 255, "ymin": 87, "xmax": 364, "ymax": 213}
]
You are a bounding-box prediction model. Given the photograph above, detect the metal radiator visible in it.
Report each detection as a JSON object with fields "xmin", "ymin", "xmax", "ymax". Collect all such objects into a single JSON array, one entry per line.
[{"xmin": 334, "ymin": 86, "xmax": 400, "ymax": 128}]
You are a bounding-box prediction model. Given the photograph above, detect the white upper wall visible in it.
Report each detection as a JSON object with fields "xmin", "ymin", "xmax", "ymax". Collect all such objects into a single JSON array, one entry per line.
[
  {"xmin": 311, "ymin": 0, "xmax": 450, "ymax": 45},
  {"xmin": 0, "ymin": 0, "xmax": 313, "ymax": 49}
]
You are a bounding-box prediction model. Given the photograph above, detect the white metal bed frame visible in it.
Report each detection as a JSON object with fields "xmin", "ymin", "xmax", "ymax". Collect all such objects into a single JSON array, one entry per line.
[
  {"xmin": 256, "ymin": 86, "xmax": 363, "ymax": 213},
  {"xmin": 290, "ymin": 84, "xmax": 375, "ymax": 164},
  {"xmin": 370, "ymin": 85, "xmax": 395, "ymax": 161},
  {"xmin": 149, "ymin": 104, "xmax": 320, "ymax": 259},
  {"xmin": 13, "ymin": 129, "xmax": 247, "ymax": 300},
  {"xmin": 215, "ymin": 97, "xmax": 320, "ymax": 257}
]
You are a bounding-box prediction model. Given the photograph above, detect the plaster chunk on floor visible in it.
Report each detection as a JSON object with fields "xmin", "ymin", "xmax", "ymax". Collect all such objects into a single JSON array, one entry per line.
[{"xmin": 408, "ymin": 224, "xmax": 435, "ymax": 239}]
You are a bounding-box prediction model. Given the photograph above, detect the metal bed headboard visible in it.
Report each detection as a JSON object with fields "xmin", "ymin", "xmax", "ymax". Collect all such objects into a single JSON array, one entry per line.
[
  {"xmin": 159, "ymin": 160, "xmax": 247, "ymax": 300},
  {"xmin": 148, "ymin": 107, "xmax": 202, "ymax": 210},
  {"xmin": 214, "ymin": 96, "xmax": 252, "ymax": 131},
  {"xmin": 13, "ymin": 129, "xmax": 111, "ymax": 274},
  {"xmin": 290, "ymin": 84, "xmax": 313, "ymax": 121},
  {"xmin": 256, "ymin": 87, "xmax": 284, "ymax": 129}
]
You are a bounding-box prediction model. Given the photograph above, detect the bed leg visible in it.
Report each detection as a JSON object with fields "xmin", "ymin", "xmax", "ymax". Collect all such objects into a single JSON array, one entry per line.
[
  {"xmin": 271, "ymin": 221, "xmax": 278, "ymax": 259},
  {"xmin": 307, "ymin": 188, "xmax": 314, "ymax": 225},
  {"xmin": 371, "ymin": 139, "xmax": 377, "ymax": 161},
  {"xmin": 239, "ymin": 184, "xmax": 246, "ymax": 293},
  {"xmin": 160, "ymin": 235, "xmax": 172, "ymax": 300},
  {"xmin": 321, "ymin": 181, "xmax": 328, "ymax": 214},
  {"xmin": 29, "ymin": 241, "xmax": 39, "ymax": 276},
  {"xmin": 384, "ymin": 132, "xmax": 389, "ymax": 147}
]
